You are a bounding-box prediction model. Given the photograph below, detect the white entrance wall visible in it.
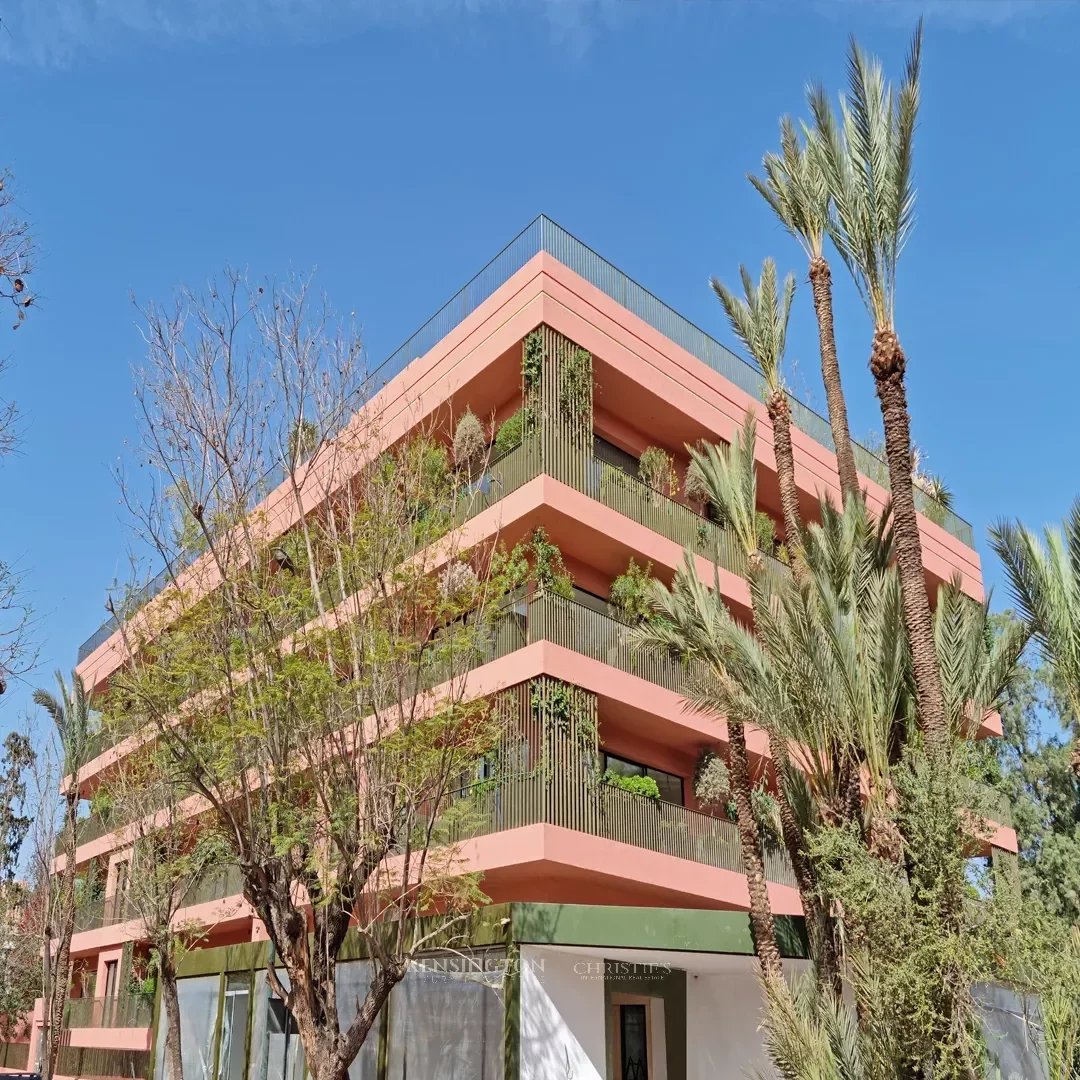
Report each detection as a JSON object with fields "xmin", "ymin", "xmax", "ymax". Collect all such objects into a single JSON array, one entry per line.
[
  {"xmin": 519, "ymin": 944, "xmax": 808, "ymax": 1080},
  {"xmin": 520, "ymin": 947, "xmax": 607, "ymax": 1080}
]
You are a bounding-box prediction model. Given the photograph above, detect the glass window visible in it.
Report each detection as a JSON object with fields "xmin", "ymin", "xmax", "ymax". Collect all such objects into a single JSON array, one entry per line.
[
  {"xmin": 103, "ymin": 961, "xmax": 118, "ymax": 1000},
  {"xmin": 570, "ymin": 587, "xmax": 608, "ymax": 616},
  {"xmin": 247, "ymin": 971, "xmax": 303, "ymax": 1080},
  {"xmin": 594, "ymin": 436, "xmax": 640, "ymax": 478},
  {"xmin": 217, "ymin": 975, "xmax": 250, "ymax": 1080},
  {"xmin": 386, "ymin": 954, "xmax": 504, "ymax": 1080},
  {"xmin": 154, "ymin": 974, "xmax": 221, "ymax": 1080},
  {"xmin": 336, "ymin": 960, "xmax": 380, "ymax": 1080},
  {"xmin": 602, "ymin": 752, "xmax": 684, "ymax": 806},
  {"xmin": 619, "ymin": 1003, "xmax": 649, "ymax": 1080}
]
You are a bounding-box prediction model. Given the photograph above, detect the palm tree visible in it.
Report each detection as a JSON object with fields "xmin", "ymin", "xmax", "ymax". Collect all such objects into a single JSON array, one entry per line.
[
  {"xmin": 637, "ymin": 553, "xmax": 784, "ymax": 981},
  {"xmin": 33, "ymin": 671, "xmax": 96, "ymax": 1080},
  {"xmin": 809, "ymin": 25, "xmax": 948, "ymax": 747},
  {"xmin": 750, "ymin": 118, "xmax": 860, "ymax": 503},
  {"xmin": 712, "ymin": 261, "xmax": 803, "ymax": 564},
  {"xmin": 640, "ymin": 417, "xmax": 784, "ymax": 980},
  {"xmin": 991, "ymin": 503, "xmax": 1080, "ymax": 773}
]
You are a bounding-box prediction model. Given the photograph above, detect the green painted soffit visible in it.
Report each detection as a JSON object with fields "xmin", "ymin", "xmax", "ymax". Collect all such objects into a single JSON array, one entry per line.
[
  {"xmin": 511, "ymin": 903, "xmax": 808, "ymax": 959},
  {"xmin": 177, "ymin": 902, "xmax": 806, "ymax": 978},
  {"xmin": 177, "ymin": 904, "xmax": 516, "ymax": 978}
]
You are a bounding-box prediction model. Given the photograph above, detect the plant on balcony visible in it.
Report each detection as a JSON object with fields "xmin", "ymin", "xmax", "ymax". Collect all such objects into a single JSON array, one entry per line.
[
  {"xmin": 637, "ymin": 446, "xmax": 678, "ymax": 498},
  {"xmin": 601, "ymin": 769, "xmax": 661, "ymax": 801},
  {"xmin": 287, "ymin": 417, "xmax": 319, "ymax": 469},
  {"xmin": 452, "ymin": 409, "xmax": 486, "ymax": 476},
  {"xmin": 608, "ymin": 559, "xmax": 655, "ymax": 624},
  {"xmin": 526, "ymin": 526, "xmax": 573, "ymax": 599},
  {"xmin": 493, "ymin": 409, "xmax": 524, "ymax": 458}
]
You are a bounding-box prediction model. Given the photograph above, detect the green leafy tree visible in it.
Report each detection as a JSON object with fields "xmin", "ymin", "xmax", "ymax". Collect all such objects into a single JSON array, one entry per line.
[
  {"xmin": 0, "ymin": 730, "xmax": 36, "ymax": 1039},
  {"xmin": 100, "ymin": 754, "xmax": 222, "ymax": 1080},
  {"xmin": 985, "ymin": 617, "xmax": 1080, "ymax": 922}
]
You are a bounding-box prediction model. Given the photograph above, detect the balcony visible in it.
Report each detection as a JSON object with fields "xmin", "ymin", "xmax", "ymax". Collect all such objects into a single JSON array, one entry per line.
[
  {"xmin": 64, "ymin": 993, "xmax": 153, "ymax": 1030},
  {"xmin": 439, "ymin": 772, "xmax": 797, "ymax": 890},
  {"xmin": 73, "ymin": 865, "xmax": 246, "ymax": 934},
  {"xmin": 0, "ymin": 1041, "xmax": 29, "ymax": 1070}
]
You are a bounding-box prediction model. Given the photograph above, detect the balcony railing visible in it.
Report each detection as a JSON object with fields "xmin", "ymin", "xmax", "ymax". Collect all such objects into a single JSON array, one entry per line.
[
  {"xmin": 64, "ymin": 993, "xmax": 154, "ymax": 1029},
  {"xmin": 0, "ymin": 1041, "xmax": 29, "ymax": 1069},
  {"xmin": 439, "ymin": 773, "xmax": 797, "ymax": 890},
  {"xmin": 73, "ymin": 865, "xmax": 247, "ymax": 935}
]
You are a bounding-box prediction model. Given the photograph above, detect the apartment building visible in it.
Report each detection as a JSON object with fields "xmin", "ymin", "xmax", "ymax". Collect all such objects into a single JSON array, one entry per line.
[{"xmin": 0, "ymin": 217, "xmax": 1015, "ymax": 1080}]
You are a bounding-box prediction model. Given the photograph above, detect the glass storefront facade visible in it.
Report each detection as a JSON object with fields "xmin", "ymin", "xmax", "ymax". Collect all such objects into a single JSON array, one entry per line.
[{"xmin": 153, "ymin": 951, "xmax": 506, "ymax": 1080}]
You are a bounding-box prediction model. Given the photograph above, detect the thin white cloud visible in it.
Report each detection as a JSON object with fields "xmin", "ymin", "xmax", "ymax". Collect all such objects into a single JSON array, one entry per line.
[
  {"xmin": 818, "ymin": 0, "xmax": 1074, "ymax": 29},
  {"xmin": 0, "ymin": 0, "xmax": 612, "ymax": 67}
]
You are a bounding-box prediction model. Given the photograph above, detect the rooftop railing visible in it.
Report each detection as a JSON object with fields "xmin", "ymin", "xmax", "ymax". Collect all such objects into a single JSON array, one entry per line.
[{"xmin": 78, "ymin": 216, "xmax": 970, "ymax": 664}]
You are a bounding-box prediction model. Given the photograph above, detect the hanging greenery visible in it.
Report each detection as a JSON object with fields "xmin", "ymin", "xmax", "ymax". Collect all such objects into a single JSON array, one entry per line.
[
  {"xmin": 558, "ymin": 346, "xmax": 593, "ymax": 435},
  {"xmin": 522, "ymin": 330, "xmax": 545, "ymax": 392},
  {"xmin": 530, "ymin": 678, "xmax": 599, "ymax": 781}
]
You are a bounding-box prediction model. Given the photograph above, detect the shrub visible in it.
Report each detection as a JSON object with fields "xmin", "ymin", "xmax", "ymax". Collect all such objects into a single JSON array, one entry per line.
[
  {"xmin": 608, "ymin": 558, "xmax": 655, "ymax": 623},
  {"xmin": 493, "ymin": 410, "xmax": 524, "ymax": 458},
  {"xmin": 755, "ymin": 511, "xmax": 779, "ymax": 554},
  {"xmin": 452, "ymin": 409, "xmax": 486, "ymax": 474},
  {"xmin": 528, "ymin": 527, "xmax": 573, "ymax": 599},
  {"xmin": 694, "ymin": 749, "xmax": 730, "ymax": 809},
  {"xmin": 638, "ymin": 446, "xmax": 677, "ymax": 496},
  {"xmin": 602, "ymin": 769, "xmax": 661, "ymax": 800}
]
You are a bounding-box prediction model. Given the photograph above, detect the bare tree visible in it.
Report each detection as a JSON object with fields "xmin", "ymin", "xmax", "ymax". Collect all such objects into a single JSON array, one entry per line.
[
  {"xmin": 0, "ymin": 169, "xmax": 37, "ymax": 697},
  {"xmin": 106, "ymin": 272, "xmax": 521, "ymax": 1080}
]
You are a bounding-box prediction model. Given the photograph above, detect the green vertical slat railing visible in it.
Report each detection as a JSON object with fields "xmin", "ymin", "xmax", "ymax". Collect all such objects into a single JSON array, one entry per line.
[{"xmin": 438, "ymin": 769, "xmax": 794, "ymax": 888}]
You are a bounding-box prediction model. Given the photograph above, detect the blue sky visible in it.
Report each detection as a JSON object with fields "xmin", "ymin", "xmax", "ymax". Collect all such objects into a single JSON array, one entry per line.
[{"xmin": 1, "ymin": 0, "xmax": 1078, "ymax": 736}]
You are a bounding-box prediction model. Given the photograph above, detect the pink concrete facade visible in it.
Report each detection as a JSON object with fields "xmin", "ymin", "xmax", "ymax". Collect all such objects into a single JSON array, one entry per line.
[{"xmin": 31, "ymin": 238, "xmax": 1010, "ymax": 1071}]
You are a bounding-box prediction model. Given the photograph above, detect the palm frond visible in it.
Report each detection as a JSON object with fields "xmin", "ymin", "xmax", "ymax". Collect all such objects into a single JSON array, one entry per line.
[
  {"xmin": 711, "ymin": 259, "xmax": 796, "ymax": 395},
  {"xmin": 810, "ymin": 25, "xmax": 923, "ymax": 328}
]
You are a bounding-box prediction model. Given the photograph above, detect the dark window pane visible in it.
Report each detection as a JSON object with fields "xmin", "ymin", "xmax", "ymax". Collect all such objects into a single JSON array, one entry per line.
[
  {"xmin": 594, "ymin": 436, "xmax": 640, "ymax": 478},
  {"xmin": 620, "ymin": 1004, "xmax": 649, "ymax": 1080}
]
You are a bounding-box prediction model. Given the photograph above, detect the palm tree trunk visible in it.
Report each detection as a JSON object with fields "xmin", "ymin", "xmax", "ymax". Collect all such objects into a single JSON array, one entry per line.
[
  {"xmin": 809, "ymin": 256, "xmax": 860, "ymax": 502},
  {"xmin": 870, "ymin": 327, "xmax": 947, "ymax": 745},
  {"xmin": 765, "ymin": 390, "xmax": 804, "ymax": 560},
  {"xmin": 769, "ymin": 736, "xmax": 841, "ymax": 995},
  {"xmin": 728, "ymin": 718, "xmax": 783, "ymax": 981}
]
